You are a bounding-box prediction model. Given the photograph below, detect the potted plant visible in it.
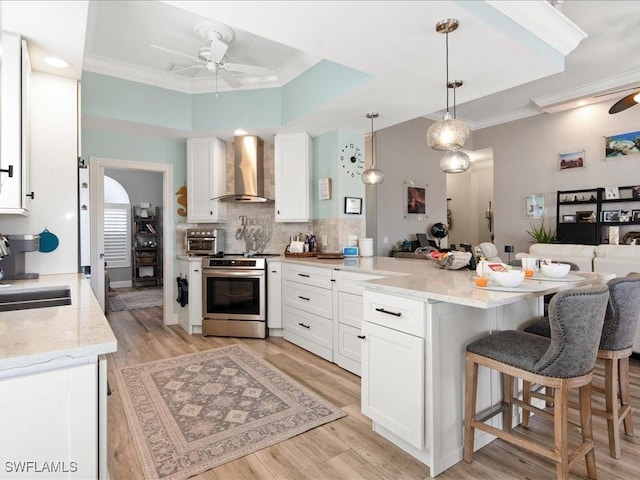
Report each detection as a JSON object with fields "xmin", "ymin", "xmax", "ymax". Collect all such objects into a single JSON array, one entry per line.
[{"xmin": 527, "ymin": 220, "xmax": 556, "ymax": 243}]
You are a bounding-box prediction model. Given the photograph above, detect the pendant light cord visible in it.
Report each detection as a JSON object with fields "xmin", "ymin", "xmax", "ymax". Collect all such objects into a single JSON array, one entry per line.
[
  {"xmin": 370, "ymin": 115, "xmax": 375, "ymax": 168},
  {"xmin": 445, "ymin": 29, "xmax": 450, "ymax": 114}
]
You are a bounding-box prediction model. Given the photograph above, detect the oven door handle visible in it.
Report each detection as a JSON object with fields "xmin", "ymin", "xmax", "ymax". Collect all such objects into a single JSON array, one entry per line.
[{"xmin": 203, "ymin": 270, "xmax": 265, "ymax": 278}]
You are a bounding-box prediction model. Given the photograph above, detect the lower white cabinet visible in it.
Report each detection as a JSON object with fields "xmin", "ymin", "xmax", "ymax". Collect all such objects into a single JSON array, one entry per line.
[
  {"xmin": 177, "ymin": 257, "xmax": 203, "ymax": 334},
  {"xmin": 267, "ymin": 261, "xmax": 282, "ymax": 332},
  {"xmin": 361, "ymin": 291, "xmax": 425, "ymax": 449},
  {"xmin": 0, "ymin": 358, "xmax": 100, "ymax": 479}
]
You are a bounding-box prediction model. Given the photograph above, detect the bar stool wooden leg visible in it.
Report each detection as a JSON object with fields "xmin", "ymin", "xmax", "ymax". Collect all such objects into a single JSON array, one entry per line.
[
  {"xmin": 503, "ymin": 373, "xmax": 514, "ymax": 433},
  {"xmin": 604, "ymin": 356, "xmax": 621, "ymax": 459},
  {"xmin": 464, "ymin": 354, "xmax": 478, "ymax": 463},
  {"xmin": 619, "ymin": 356, "xmax": 634, "ymax": 437},
  {"xmin": 522, "ymin": 380, "xmax": 532, "ymax": 428},
  {"xmin": 580, "ymin": 382, "xmax": 597, "ymax": 479},
  {"xmin": 554, "ymin": 382, "xmax": 570, "ymax": 480}
]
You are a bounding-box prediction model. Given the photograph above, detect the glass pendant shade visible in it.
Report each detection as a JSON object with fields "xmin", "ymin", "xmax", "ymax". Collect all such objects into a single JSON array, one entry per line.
[
  {"xmin": 362, "ymin": 167, "xmax": 384, "ymax": 185},
  {"xmin": 440, "ymin": 150, "xmax": 470, "ymax": 174},
  {"xmin": 426, "ymin": 113, "xmax": 469, "ymax": 151}
]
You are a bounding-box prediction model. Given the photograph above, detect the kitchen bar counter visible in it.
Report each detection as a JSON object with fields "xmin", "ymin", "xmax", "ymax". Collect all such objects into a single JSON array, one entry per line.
[
  {"xmin": 281, "ymin": 256, "xmax": 608, "ymax": 308},
  {"xmin": 0, "ymin": 273, "xmax": 117, "ymax": 371}
]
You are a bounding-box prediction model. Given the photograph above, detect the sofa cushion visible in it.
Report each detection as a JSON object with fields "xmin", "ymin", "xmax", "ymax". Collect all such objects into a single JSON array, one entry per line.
[
  {"xmin": 593, "ymin": 245, "xmax": 640, "ymax": 276},
  {"xmin": 529, "ymin": 243, "xmax": 595, "ymax": 272}
]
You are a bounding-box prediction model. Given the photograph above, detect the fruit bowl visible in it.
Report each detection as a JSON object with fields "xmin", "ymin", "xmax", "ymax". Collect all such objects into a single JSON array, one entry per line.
[
  {"xmin": 540, "ymin": 262, "xmax": 570, "ymax": 278},
  {"xmin": 492, "ymin": 270, "xmax": 525, "ymax": 287},
  {"xmin": 429, "ymin": 251, "xmax": 472, "ymax": 270}
]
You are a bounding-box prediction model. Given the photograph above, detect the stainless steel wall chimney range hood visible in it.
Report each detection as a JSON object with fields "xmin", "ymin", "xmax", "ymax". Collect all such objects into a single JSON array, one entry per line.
[{"xmin": 214, "ymin": 135, "xmax": 273, "ymax": 203}]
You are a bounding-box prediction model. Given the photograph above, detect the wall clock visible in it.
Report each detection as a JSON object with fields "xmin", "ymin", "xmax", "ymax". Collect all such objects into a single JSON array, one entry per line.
[{"xmin": 340, "ymin": 143, "xmax": 364, "ymax": 178}]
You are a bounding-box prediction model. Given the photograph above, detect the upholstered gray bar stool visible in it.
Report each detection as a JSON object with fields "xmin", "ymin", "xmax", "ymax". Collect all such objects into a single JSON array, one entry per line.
[
  {"xmin": 525, "ymin": 274, "xmax": 640, "ymax": 458},
  {"xmin": 464, "ymin": 285, "xmax": 610, "ymax": 480}
]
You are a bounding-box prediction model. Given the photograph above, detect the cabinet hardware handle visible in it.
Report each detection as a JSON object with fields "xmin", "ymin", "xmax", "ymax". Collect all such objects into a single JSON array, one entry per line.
[
  {"xmin": 298, "ymin": 295, "xmax": 310, "ymax": 301},
  {"xmin": 0, "ymin": 165, "xmax": 14, "ymax": 178},
  {"xmin": 297, "ymin": 273, "xmax": 310, "ymax": 277},
  {"xmin": 375, "ymin": 307, "xmax": 401, "ymax": 317},
  {"xmin": 330, "ymin": 278, "xmax": 336, "ymax": 282},
  {"xmin": 194, "ymin": 269, "xmax": 199, "ymax": 272},
  {"xmin": 271, "ymin": 270, "xmax": 277, "ymax": 273},
  {"xmin": 26, "ymin": 191, "xmax": 34, "ymax": 199},
  {"xmin": 357, "ymin": 335, "xmax": 366, "ymax": 340},
  {"xmin": 298, "ymin": 322, "xmax": 310, "ymax": 329}
]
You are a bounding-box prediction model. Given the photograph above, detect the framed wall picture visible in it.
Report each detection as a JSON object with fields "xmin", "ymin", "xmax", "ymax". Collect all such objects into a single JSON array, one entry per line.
[
  {"xmin": 525, "ymin": 194, "xmax": 545, "ymax": 217},
  {"xmin": 605, "ymin": 130, "xmax": 640, "ymax": 158},
  {"xmin": 559, "ymin": 149, "xmax": 585, "ymax": 170},
  {"xmin": 632, "ymin": 210, "xmax": 640, "ymax": 222},
  {"xmin": 403, "ymin": 180, "xmax": 428, "ymax": 220},
  {"xmin": 604, "ymin": 186, "xmax": 619, "ymax": 199},
  {"xmin": 344, "ymin": 196, "xmax": 362, "ymax": 215},
  {"xmin": 576, "ymin": 210, "xmax": 596, "ymax": 223},
  {"xmin": 562, "ymin": 214, "xmax": 576, "ymax": 223}
]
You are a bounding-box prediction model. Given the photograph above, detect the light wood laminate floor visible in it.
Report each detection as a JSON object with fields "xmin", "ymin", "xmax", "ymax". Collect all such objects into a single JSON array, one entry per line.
[{"xmin": 107, "ymin": 305, "xmax": 640, "ymax": 479}]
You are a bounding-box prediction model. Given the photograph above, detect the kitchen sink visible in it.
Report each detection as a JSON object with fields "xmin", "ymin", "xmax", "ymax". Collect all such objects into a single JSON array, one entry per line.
[{"xmin": 0, "ymin": 285, "xmax": 71, "ymax": 312}]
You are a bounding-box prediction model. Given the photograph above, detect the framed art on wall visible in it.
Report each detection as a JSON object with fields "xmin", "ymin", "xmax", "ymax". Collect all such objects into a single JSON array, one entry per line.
[
  {"xmin": 525, "ymin": 194, "xmax": 545, "ymax": 217},
  {"xmin": 344, "ymin": 196, "xmax": 362, "ymax": 215},
  {"xmin": 559, "ymin": 149, "xmax": 585, "ymax": 170},
  {"xmin": 605, "ymin": 130, "xmax": 640, "ymax": 158},
  {"xmin": 402, "ymin": 180, "xmax": 428, "ymax": 220}
]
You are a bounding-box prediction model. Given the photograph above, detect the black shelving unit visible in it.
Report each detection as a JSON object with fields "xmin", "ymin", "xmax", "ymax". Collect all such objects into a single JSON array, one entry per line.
[
  {"xmin": 132, "ymin": 206, "xmax": 162, "ymax": 286},
  {"xmin": 557, "ymin": 186, "xmax": 640, "ymax": 245}
]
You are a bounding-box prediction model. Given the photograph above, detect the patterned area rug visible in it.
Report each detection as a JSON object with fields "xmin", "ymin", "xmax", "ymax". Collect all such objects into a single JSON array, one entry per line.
[
  {"xmin": 109, "ymin": 288, "xmax": 163, "ymax": 312},
  {"xmin": 114, "ymin": 344, "xmax": 346, "ymax": 479}
]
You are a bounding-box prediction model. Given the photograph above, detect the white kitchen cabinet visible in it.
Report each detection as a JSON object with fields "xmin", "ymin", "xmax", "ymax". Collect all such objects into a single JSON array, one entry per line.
[
  {"xmin": 274, "ymin": 133, "xmax": 311, "ymax": 222},
  {"xmin": 267, "ymin": 260, "xmax": 283, "ymax": 333},
  {"xmin": 0, "ymin": 358, "xmax": 99, "ymax": 479},
  {"xmin": 282, "ymin": 263, "xmax": 333, "ymax": 361},
  {"xmin": 361, "ymin": 292, "xmax": 425, "ymax": 449},
  {"xmin": 186, "ymin": 137, "xmax": 227, "ymax": 223},
  {"xmin": 0, "ymin": 33, "xmax": 32, "ymax": 215},
  {"xmin": 177, "ymin": 257, "xmax": 203, "ymax": 334},
  {"xmin": 332, "ymin": 269, "xmax": 383, "ymax": 376}
]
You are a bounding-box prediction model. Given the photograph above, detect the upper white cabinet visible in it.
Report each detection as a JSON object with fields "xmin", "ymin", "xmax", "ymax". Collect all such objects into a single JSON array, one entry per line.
[
  {"xmin": 0, "ymin": 33, "xmax": 32, "ymax": 215},
  {"xmin": 274, "ymin": 133, "xmax": 311, "ymax": 222},
  {"xmin": 186, "ymin": 137, "xmax": 227, "ymax": 223}
]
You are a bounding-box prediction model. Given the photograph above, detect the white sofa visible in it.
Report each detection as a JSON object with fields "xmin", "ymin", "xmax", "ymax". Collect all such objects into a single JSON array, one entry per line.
[{"xmin": 518, "ymin": 243, "xmax": 640, "ymax": 353}]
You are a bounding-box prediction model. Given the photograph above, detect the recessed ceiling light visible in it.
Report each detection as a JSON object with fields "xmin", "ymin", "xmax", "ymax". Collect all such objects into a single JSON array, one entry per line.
[
  {"xmin": 44, "ymin": 56, "xmax": 70, "ymax": 69},
  {"xmin": 234, "ymin": 129, "xmax": 248, "ymax": 136},
  {"xmin": 576, "ymin": 100, "xmax": 588, "ymax": 107}
]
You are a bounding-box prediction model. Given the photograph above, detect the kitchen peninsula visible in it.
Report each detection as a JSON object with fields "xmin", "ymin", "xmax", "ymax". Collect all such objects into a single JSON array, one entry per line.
[
  {"xmin": 280, "ymin": 256, "xmax": 609, "ymax": 476},
  {"xmin": 0, "ymin": 274, "xmax": 117, "ymax": 479}
]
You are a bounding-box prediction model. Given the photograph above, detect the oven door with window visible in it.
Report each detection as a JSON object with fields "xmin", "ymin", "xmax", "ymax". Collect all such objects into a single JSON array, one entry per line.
[{"xmin": 202, "ymin": 270, "xmax": 265, "ymax": 321}]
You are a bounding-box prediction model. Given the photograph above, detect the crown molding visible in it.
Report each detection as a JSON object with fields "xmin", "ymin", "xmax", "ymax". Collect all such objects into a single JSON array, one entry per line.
[{"xmin": 486, "ymin": 0, "xmax": 587, "ymax": 56}]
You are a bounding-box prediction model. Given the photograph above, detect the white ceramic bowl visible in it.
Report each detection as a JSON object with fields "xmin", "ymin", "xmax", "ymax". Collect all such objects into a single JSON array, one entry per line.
[
  {"xmin": 492, "ymin": 270, "xmax": 525, "ymax": 287},
  {"xmin": 540, "ymin": 263, "xmax": 570, "ymax": 278}
]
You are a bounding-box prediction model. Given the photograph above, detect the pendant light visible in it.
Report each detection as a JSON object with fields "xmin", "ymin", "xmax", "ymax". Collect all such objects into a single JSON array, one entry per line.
[
  {"xmin": 440, "ymin": 80, "xmax": 470, "ymax": 173},
  {"xmin": 426, "ymin": 18, "xmax": 469, "ymax": 152},
  {"xmin": 362, "ymin": 113, "xmax": 384, "ymax": 185}
]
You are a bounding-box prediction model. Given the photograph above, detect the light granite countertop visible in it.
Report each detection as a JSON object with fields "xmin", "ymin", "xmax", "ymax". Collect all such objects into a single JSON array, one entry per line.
[
  {"xmin": 281, "ymin": 256, "xmax": 611, "ymax": 309},
  {"xmin": 0, "ymin": 273, "xmax": 117, "ymax": 372}
]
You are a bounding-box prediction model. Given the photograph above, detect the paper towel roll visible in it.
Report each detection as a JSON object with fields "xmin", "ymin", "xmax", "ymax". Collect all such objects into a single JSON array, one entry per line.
[{"xmin": 360, "ymin": 238, "xmax": 373, "ymax": 257}]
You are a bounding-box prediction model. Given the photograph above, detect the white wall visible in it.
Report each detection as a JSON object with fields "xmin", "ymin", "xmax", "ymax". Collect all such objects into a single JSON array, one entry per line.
[
  {"xmin": 474, "ymin": 101, "xmax": 640, "ymax": 256},
  {"xmin": 374, "ymin": 117, "xmax": 450, "ymax": 255},
  {"xmin": 0, "ymin": 72, "xmax": 78, "ymax": 274}
]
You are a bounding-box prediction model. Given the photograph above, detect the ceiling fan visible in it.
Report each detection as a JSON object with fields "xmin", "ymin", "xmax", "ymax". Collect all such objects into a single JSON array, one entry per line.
[
  {"xmin": 600, "ymin": 86, "xmax": 640, "ymax": 114},
  {"xmin": 151, "ymin": 21, "xmax": 271, "ymax": 89}
]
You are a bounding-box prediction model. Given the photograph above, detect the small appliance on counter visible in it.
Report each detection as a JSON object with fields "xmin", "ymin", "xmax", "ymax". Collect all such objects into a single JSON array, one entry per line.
[
  {"xmin": 1, "ymin": 234, "xmax": 40, "ymax": 280},
  {"xmin": 185, "ymin": 228, "xmax": 225, "ymax": 256}
]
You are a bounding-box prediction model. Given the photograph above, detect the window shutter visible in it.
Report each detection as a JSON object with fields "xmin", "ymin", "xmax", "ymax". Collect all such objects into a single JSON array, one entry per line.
[{"xmin": 104, "ymin": 204, "xmax": 130, "ymax": 268}]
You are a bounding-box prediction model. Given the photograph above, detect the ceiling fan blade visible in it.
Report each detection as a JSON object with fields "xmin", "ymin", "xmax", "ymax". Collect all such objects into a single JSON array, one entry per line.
[
  {"xmin": 208, "ymin": 38, "xmax": 229, "ymax": 63},
  {"xmin": 150, "ymin": 44, "xmax": 202, "ymax": 63},
  {"xmin": 609, "ymin": 91, "xmax": 640, "ymax": 114},
  {"xmin": 170, "ymin": 64, "xmax": 203, "ymax": 74},
  {"xmin": 224, "ymin": 62, "xmax": 271, "ymax": 75},
  {"xmin": 218, "ymin": 69, "xmax": 242, "ymax": 88}
]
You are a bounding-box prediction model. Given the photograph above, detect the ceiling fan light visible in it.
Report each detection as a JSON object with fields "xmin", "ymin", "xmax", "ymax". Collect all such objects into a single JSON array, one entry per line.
[
  {"xmin": 426, "ymin": 114, "xmax": 469, "ymax": 151},
  {"xmin": 634, "ymin": 92, "xmax": 640, "ymax": 103},
  {"xmin": 440, "ymin": 150, "xmax": 471, "ymax": 174},
  {"xmin": 362, "ymin": 167, "xmax": 384, "ymax": 185}
]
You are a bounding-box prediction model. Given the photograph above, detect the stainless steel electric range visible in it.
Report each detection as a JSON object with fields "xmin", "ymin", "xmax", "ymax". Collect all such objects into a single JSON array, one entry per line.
[{"xmin": 201, "ymin": 253, "xmax": 279, "ymax": 339}]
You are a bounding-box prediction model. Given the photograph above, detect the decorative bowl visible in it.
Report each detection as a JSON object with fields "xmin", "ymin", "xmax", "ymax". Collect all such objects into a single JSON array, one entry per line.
[
  {"xmin": 429, "ymin": 251, "xmax": 472, "ymax": 270},
  {"xmin": 540, "ymin": 263, "xmax": 570, "ymax": 278},
  {"xmin": 492, "ymin": 270, "xmax": 525, "ymax": 287}
]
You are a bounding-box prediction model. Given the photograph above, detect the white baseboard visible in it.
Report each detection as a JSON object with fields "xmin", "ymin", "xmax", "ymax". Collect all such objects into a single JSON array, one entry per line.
[{"xmin": 110, "ymin": 280, "xmax": 132, "ymax": 288}]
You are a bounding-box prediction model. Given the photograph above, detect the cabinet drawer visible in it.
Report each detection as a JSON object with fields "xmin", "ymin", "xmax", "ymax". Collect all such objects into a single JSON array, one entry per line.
[
  {"xmin": 363, "ymin": 291, "xmax": 425, "ymax": 337},
  {"xmin": 284, "ymin": 280, "xmax": 332, "ymax": 318},
  {"xmin": 283, "ymin": 305, "xmax": 332, "ymax": 350},
  {"xmin": 337, "ymin": 291, "xmax": 364, "ymax": 329},
  {"xmin": 284, "ymin": 263, "xmax": 333, "ymax": 288}
]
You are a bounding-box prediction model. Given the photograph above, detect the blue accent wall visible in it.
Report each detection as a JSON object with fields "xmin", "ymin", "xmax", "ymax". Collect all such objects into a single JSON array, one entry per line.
[{"xmin": 312, "ymin": 131, "xmax": 338, "ymax": 219}]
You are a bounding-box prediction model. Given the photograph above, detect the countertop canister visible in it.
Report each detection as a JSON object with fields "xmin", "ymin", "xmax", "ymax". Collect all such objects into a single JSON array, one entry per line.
[{"xmin": 360, "ymin": 238, "xmax": 374, "ymax": 257}]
